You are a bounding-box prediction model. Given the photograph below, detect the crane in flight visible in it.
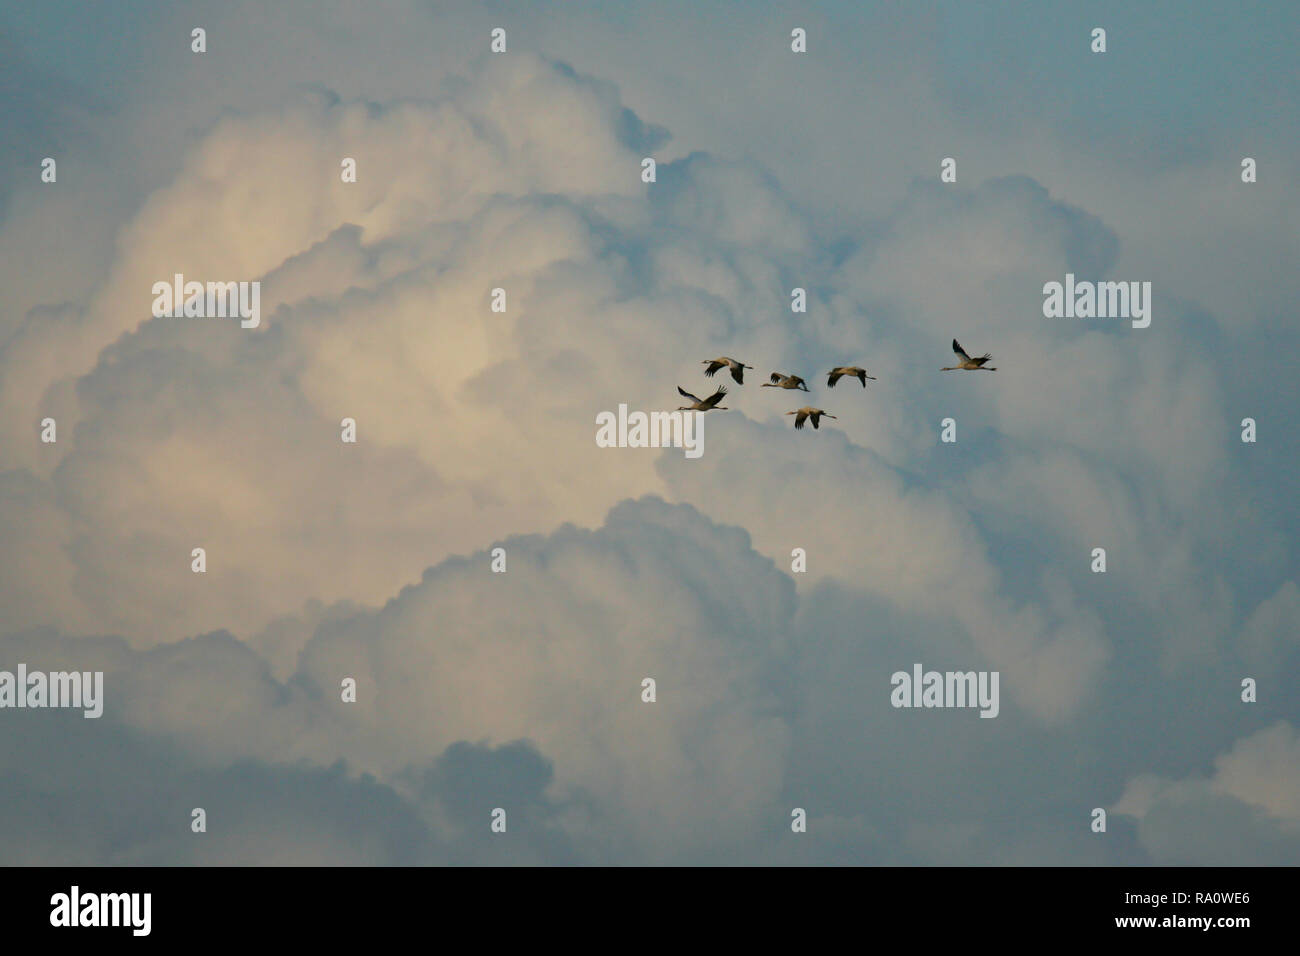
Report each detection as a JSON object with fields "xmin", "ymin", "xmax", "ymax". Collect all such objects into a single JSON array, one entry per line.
[
  {"xmin": 762, "ymin": 372, "xmax": 810, "ymax": 391},
  {"xmin": 786, "ymin": 407, "xmax": 837, "ymax": 430},
  {"xmin": 942, "ymin": 339, "xmax": 997, "ymax": 371},
  {"xmin": 702, "ymin": 357, "xmax": 754, "ymax": 384},
  {"xmin": 827, "ymin": 366, "xmax": 876, "ymax": 388},
  {"xmin": 676, "ymin": 385, "xmax": 730, "ymax": 411}
]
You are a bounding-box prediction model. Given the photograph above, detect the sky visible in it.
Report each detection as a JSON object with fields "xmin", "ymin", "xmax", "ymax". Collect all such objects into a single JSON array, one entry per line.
[{"xmin": 1, "ymin": 0, "xmax": 1298, "ymax": 864}]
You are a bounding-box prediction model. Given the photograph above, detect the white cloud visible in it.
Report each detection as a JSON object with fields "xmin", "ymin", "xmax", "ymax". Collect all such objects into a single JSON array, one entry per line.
[
  {"xmin": 1, "ymin": 18, "xmax": 1296, "ymax": 864},
  {"xmin": 1115, "ymin": 723, "xmax": 1300, "ymax": 864}
]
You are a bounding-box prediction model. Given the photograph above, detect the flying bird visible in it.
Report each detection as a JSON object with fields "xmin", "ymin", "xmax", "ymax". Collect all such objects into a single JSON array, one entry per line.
[
  {"xmin": 702, "ymin": 357, "xmax": 753, "ymax": 384},
  {"xmin": 827, "ymin": 366, "xmax": 876, "ymax": 388},
  {"xmin": 677, "ymin": 385, "xmax": 729, "ymax": 411},
  {"xmin": 786, "ymin": 407, "xmax": 837, "ymax": 430},
  {"xmin": 942, "ymin": 339, "xmax": 997, "ymax": 371},
  {"xmin": 762, "ymin": 372, "xmax": 810, "ymax": 391}
]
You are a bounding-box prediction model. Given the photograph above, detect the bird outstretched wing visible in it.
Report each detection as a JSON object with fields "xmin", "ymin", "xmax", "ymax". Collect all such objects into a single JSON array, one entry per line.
[
  {"xmin": 827, "ymin": 369, "xmax": 844, "ymax": 387},
  {"xmin": 677, "ymin": 386, "xmax": 702, "ymax": 403},
  {"xmin": 952, "ymin": 339, "xmax": 971, "ymax": 362},
  {"xmin": 701, "ymin": 386, "xmax": 728, "ymax": 408}
]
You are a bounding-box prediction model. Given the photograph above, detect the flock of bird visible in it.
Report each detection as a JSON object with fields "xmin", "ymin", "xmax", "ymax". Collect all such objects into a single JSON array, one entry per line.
[{"xmin": 675, "ymin": 339, "xmax": 996, "ymax": 430}]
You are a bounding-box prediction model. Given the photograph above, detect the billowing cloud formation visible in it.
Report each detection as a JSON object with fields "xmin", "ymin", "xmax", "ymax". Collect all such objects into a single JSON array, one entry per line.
[
  {"xmin": 1116, "ymin": 723, "xmax": 1300, "ymax": 865},
  {"xmin": 0, "ymin": 57, "xmax": 1179, "ymax": 691},
  {"xmin": 1, "ymin": 499, "xmax": 795, "ymax": 863},
  {"xmin": 1, "ymin": 17, "xmax": 1297, "ymax": 865}
]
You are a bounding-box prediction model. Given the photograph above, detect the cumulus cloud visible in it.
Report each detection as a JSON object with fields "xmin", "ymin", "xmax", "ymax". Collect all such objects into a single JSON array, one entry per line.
[
  {"xmin": 1, "ymin": 7, "xmax": 1297, "ymax": 865},
  {"xmin": 1, "ymin": 498, "xmax": 796, "ymax": 863},
  {"xmin": 1115, "ymin": 723, "xmax": 1300, "ymax": 865},
  {"xmin": 0, "ymin": 65, "xmax": 1211, "ymax": 678}
]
